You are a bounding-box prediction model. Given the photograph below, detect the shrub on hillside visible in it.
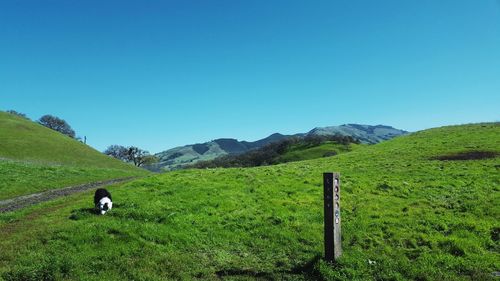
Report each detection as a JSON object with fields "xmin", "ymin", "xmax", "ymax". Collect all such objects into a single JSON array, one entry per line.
[
  {"xmin": 38, "ymin": 115, "xmax": 76, "ymax": 138},
  {"xmin": 5, "ymin": 110, "xmax": 30, "ymax": 120}
]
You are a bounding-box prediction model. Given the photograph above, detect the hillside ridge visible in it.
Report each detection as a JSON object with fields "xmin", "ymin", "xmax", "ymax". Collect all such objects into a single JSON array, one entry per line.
[{"xmin": 155, "ymin": 124, "xmax": 407, "ymax": 170}]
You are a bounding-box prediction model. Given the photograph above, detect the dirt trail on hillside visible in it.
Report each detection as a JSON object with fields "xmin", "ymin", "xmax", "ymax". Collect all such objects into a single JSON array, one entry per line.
[{"xmin": 0, "ymin": 177, "xmax": 135, "ymax": 213}]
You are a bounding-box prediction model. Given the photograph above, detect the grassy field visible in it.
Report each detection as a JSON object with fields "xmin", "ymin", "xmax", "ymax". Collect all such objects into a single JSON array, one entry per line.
[
  {"xmin": 0, "ymin": 123, "xmax": 498, "ymax": 280},
  {"xmin": 277, "ymin": 142, "xmax": 360, "ymax": 163},
  {"xmin": 0, "ymin": 111, "xmax": 148, "ymax": 199},
  {"xmin": 0, "ymin": 160, "xmax": 145, "ymax": 200}
]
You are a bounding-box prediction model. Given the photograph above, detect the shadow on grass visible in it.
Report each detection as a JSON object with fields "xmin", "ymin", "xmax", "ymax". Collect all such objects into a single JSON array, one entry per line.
[
  {"xmin": 290, "ymin": 255, "xmax": 323, "ymax": 280},
  {"xmin": 215, "ymin": 268, "xmax": 275, "ymax": 281},
  {"xmin": 69, "ymin": 207, "xmax": 98, "ymax": 220},
  {"xmin": 215, "ymin": 255, "xmax": 325, "ymax": 281}
]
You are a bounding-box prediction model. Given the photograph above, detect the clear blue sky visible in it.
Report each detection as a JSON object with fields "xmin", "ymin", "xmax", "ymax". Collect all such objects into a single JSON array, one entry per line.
[{"xmin": 1, "ymin": 0, "xmax": 499, "ymax": 153}]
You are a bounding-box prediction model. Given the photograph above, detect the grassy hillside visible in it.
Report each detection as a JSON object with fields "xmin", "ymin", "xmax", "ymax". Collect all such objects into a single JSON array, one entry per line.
[
  {"xmin": 308, "ymin": 124, "xmax": 407, "ymax": 144},
  {"xmin": 0, "ymin": 123, "xmax": 498, "ymax": 280},
  {"xmin": 192, "ymin": 136, "xmax": 360, "ymax": 169},
  {"xmin": 277, "ymin": 142, "xmax": 361, "ymax": 163},
  {"xmin": 0, "ymin": 112, "xmax": 148, "ymax": 199},
  {"xmin": 0, "ymin": 111, "xmax": 140, "ymax": 170}
]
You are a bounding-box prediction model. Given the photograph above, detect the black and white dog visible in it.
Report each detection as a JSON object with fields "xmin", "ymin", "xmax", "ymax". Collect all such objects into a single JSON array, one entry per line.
[{"xmin": 94, "ymin": 188, "xmax": 113, "ymax": 215}]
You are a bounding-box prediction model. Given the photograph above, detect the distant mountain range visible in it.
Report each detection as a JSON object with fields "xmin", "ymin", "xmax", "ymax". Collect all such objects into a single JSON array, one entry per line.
[{"xmin": 153, "ymin": 124, "xmax": 408, "ymax": 171}]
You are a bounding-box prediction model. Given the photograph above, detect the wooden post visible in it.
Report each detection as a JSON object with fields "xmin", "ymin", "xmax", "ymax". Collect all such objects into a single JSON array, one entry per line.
[
  {"xmin": 323, "ymin": 172, "xmax": 341, "ymax": 262},
  {"xmin": 333, "ymin": 173, "xmax": 342, "ymax": 259}
]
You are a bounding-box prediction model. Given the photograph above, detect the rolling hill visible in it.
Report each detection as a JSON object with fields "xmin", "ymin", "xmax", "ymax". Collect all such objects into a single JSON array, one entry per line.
[
  {"xmin": 0, "ymin": 122, "xmax": 497, "ymax": 280},
  {"xmin": 307, "ymin": 124, "xmax": 407, "ymax": 144},
  {"xmin": 155, "ymin": 124, "xmax": 407, "ymax": 171},
  {"xmin": 0, "ymin": 111, "xmax": 147, "ymax": 199}
]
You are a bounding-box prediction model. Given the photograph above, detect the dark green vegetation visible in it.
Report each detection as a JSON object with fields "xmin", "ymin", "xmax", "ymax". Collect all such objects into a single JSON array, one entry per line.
[
  {"xmin": 155, "ymin": 124, "xmax": 407, "ymax": 171},
  {"xmin": 0, "ymin": 111, "xmax": 147, "ymax": 199},
  {"xmin": 0, "ymin": 123, "xmax": 499, "ymax": 280},
  {"xmin": 154, "ymin": 133, "xmax": 290, "ymax": 171},
  {"xmin": 191, "ymin": 135, "xmax": 361, "ymax": 169}
]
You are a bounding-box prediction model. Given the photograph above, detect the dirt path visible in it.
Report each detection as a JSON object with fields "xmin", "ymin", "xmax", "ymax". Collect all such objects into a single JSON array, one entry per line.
[{"xmin": 0, "ymin": 177, "xmax": 136, "ymax": 213}]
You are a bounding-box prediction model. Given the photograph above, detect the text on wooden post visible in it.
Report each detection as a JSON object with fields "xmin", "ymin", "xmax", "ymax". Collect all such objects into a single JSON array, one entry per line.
[{"xmin": 323, "ymin": 172, "xmax": 342, "ymax": 262}]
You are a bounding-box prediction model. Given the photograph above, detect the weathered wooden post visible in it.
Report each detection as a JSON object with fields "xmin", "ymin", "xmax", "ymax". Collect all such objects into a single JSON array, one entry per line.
[{"xmin": 323, "ymin": 172, "xmax": 341, "ymax": 262}]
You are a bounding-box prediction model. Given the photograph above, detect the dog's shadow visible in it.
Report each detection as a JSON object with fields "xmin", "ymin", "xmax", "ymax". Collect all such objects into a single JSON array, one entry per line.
[{"xmin": 69, "ymin": 207, "xmax": 99, "ymax": 220}]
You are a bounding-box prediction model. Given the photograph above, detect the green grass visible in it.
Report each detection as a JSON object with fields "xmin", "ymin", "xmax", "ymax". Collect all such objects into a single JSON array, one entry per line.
[
  {"xmin": 0, "ymin": 111, "xmax": 148, "ymax": 199},
  {"xmin": 0, "ymin": 160, "xmax": 145, "ymax": 200},
  {"xmin": 278, "ymin": 142, "xmax": 360, "ymax": 163},
  {"xmin": 0, "ymin": 123, "xmax": 498, "ymax": 280}
]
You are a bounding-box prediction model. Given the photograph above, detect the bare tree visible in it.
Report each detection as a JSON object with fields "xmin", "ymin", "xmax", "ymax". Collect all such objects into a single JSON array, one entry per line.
[
  {"xmin": 104, "ymin": 145, "xmax": 158, "ymax": 167},
  {"xmin": 38, "ymin": 115, "xmax": 76, "ymax": 138}
]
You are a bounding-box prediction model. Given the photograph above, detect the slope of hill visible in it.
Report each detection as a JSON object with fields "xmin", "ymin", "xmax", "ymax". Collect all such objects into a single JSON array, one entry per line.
[
  {"xmin": 0, "ymin": 123, "xmax": 497, "ymax": 280},
  {"xmin": 0, "ymin": 111, "xmax": 148, "ymax": 199},
  {"xmin": 277, "ymin": 141, "xmax": 361, "ymax": 163},
  {"xmin": 307, "ymin": 124, "xmax": 407, "ymax": 144},
  {"xmin": 0, "ymin": 111, "xmax": 141, "ymax": 170},
  {"xmin": 155, "ymin": 124, "xmax": 407, "ymax": 171}
]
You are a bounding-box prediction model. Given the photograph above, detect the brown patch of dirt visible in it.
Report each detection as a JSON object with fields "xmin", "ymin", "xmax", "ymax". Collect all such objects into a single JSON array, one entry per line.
[
  {"xmin": 0, "ymin": 177, "xmax": 135, "ymax": 213},
  {"xmin": 431, "ymin": 151, "xmax": 498, "ymax": 161}
]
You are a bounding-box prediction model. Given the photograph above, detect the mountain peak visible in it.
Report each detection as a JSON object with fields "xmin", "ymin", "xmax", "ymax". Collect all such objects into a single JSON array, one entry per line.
[{"xmin": 307, "ymin": 124, "xmax": 408, "ymax": 144}]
